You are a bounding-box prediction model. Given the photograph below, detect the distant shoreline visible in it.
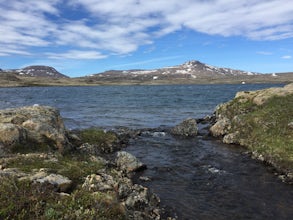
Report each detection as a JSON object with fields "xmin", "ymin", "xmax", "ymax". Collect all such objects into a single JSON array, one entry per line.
[{"xmin": 0, "ymin": 75, "xmax": 292, "ymax": 88}]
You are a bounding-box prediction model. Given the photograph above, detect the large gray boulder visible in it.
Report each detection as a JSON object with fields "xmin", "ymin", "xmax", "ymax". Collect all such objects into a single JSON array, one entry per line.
[
  {"xmin": 171, "ymin": 118, "xmax": 198, "ymax": 137},
  {"xmin": 116, "ymin": 151, "xmax": 146, "ymax": 173},
  {"xmin": 30, "ymin": 172, "xmax": 72, "ymax": 192},
  {"xmin": 0, "ymin": 105, "xmax": 71, "ymax": 154}
]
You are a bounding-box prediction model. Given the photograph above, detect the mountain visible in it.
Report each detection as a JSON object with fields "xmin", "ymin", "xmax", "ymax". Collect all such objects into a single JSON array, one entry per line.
[
  {"xmin": 2, "ymin": 66, "xmax": 69, "ymax": 78},
  {"xmin": 0, "ymin": 61, "xmax": 292, "ymax": 87},
  {"xmin": 85, "ymin": 60, "xmax": 259, "ymax": 82}
]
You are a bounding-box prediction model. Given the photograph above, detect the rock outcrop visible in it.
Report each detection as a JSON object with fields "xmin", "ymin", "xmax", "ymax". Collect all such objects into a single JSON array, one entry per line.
[
  {"xmin": 209, "ymin": 83, "xmax": 293, "ymax": 181},
  {"xmin": 29, "ymin": 172, "xmax": 72, "ymax": 192},
  {"xmin": 0, "ymin": 105, "xmax": 71, "ymax": 154},
  {"xmin": 171, "ymin": 118, "xmax": 198, "ymax": 137},
  {"xmin": 210, "ymin": 83, "xmax": 293, "ymax": 139},
  {"xmin": 234, "ymin": 82, "xmax": 293, "ymax": 105},
  {"xmin": 0, "ymin": 105, "xmax": 169, "ymax": 219}
]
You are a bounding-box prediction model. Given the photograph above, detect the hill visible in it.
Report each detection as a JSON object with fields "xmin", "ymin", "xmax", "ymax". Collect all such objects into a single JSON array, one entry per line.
[
  {"xmin": 83, "ymin": 60, "xmax": 258, "ymax": 81},
  {"xmin": 12, "ymin": 66, "xmax": 69, "ymax": 78},
  {"xmin": 79, "ymin": 60, "xmax": 293, "ymax": 85},
  {"xmin": 0, "ymin": 61, "xmax": 292, "ymax": 87}
]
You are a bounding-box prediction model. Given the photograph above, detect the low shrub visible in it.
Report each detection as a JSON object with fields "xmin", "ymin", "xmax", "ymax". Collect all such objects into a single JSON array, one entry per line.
[{"xmin": 0, "ymin": 176, "xmax": 125, "ymax": 220}]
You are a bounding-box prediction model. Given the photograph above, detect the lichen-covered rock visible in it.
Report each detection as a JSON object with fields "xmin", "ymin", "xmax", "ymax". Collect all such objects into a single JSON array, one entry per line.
[
  {"xmin": 171, "ymin": 118, "xmax": 198, "ymax": 137},
  {"xmin": 82, "ymin": 173, "xmax": 117, "ymax": 192},
  {"xmin": 209, "ymin": 117, "xmax": 231, "ymax": 137},
  {"xmin": 0, "ymin": 105, "xmax": 71, "ymax": 154},
  {"xmin": 124, "ymin": 184, "xmax": 161, "ymax": 219},
  {"xmin": 116, "ymin": 151, "xmax": 146, "ymax": 173},
  {"xmin": 0, "ymin": 168, "xmax": 27, "ymax": 178},
  {"xmin": 33, "ymin": 173, "xmax": 72, "ymax": 192},
  {"xmin": 0, "ymin": 123, "xmax": 27, "ymax": 146},
  {"xmin": 223, "ymin": 132, "xmax": 240, "ymax": 144},
  {"xmin": 235, "ymin": 83, "xmax": 293, "ymax": 106}
]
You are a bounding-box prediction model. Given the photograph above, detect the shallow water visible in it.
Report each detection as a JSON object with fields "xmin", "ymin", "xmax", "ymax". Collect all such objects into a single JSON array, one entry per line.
[
  {"xmin": 0, "ymin": 84, "xmax": 292, "ymax": 219},
  {"xmin": 127, "ymin": 131, "xmax": 293, "ymax": 219}
]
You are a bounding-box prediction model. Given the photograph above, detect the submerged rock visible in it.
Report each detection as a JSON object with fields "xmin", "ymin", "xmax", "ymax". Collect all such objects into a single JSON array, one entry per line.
[{"xmin": 171, "ymin": 118, "xmax": 198, "ymax": 137}]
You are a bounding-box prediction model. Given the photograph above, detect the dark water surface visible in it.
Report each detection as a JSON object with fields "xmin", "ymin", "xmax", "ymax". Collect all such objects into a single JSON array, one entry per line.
[{"xmin": 0, "ymin": 84, "xmax": 292, "ymax": 219}]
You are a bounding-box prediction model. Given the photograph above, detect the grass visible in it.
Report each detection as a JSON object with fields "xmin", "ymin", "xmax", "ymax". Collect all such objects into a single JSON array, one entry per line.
[
  {"xmin": 0, "ymin": 150, "xmax": 126, "ymax": 219},
  {"xmin": 78, "ymin": 128, "xmax": 119, "ymax": 153},
  {"xmin": 3, "ymin": 153, "xmax": 104, "ymax": 186},
  {"xmin": 79, "ymin": 128, "xmax": 118, "ymax": 145},
  {"xmin": 0, "ymin": 176, "xmax": 125, "ymax": 220},
  {"xmin": 219, "ymin": 94, "xmax": 293, "ymax": 172},
  {"xmin": 0, "ymin": 125, "xmax": 129, "ymax": 219}
]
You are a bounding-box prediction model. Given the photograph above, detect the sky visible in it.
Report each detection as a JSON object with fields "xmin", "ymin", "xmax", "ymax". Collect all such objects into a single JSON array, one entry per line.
[{"xmin": 0, "ymin": 0, "xmax": 293, "ymax": 77}]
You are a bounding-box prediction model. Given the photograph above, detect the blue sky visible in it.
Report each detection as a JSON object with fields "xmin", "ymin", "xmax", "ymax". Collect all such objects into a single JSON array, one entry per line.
[{"xmin": 0, "ymin": 0, "xmax": 293, "ymax": 77}]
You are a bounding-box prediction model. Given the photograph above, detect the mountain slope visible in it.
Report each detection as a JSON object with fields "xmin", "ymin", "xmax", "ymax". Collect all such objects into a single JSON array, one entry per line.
[
  {"xmin": 16, "ymin": 66, "xmax": 69, "ymax": 78},
  {"xmin": 85, "ymin": 60, "xmax": 258, "ymax": 82}
]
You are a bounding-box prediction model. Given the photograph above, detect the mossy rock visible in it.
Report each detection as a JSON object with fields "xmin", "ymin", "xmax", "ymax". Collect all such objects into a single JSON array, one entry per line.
[{"xmin": 78, "ymin": 128, "xmax": 120, "ymax": 153}]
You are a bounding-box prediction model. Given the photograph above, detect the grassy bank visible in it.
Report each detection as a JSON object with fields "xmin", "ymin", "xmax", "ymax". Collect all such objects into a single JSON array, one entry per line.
[{"xmin": 215, "ymin": 91, "xmax": 293, "ymax": 176}]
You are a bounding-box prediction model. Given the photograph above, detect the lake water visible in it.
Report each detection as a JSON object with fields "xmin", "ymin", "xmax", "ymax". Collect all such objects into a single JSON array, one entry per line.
[
  {"xmin": 0, "ymin": 84, "xmax": 284, "ymax": 129},
  {"xmin": 0, "ymin": 84, "xmax": 292, "ymax": 219}
]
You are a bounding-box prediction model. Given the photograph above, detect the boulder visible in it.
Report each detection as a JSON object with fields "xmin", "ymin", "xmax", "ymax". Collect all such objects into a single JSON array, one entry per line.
[
  {"xmin": 0, "ymin": 168, "xmax": 27, "ymax": 178},
  {"xmin": 124, "ymin": 184, "xmax": 161, "ymax": 219},
  {"xmin": 171, "ymin": 118, "xmax": 198, "ymax": 137},
  {"xmin": 0, "ymin": 105, "xmax": 71, "ymax": 154},
  {"xmin": 82, "ymin": 173, "xmax": 117, "ymax": 192},
  {"xmin": 209, "ymin": 117, "xmax": 231, "ymax": 137},
  {"xmin": 116, "ymin": 151, "xmax": 146, "ymax": 173},
  {"xmin": 223, "ymin": 132, "xmax": 240, "ymax": 144},
  {"xmin": 235, "ymin": 83, "xmax": 293, "ymax": 106},
  {"xmin": 32, "ymin": 173, "xmax": 72, "ymax": 192},
  {"xmin": 0, "ymin": 123, "xmax": 26, "ymax": 146}
]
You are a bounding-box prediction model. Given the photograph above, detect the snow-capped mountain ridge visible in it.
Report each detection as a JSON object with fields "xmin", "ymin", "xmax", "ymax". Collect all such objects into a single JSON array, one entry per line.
[
  {"xmin": 89, "ymin": 60, "xmax": 258, "ymax": 80},
  {"xmin": 2, "ymin": 66, "xmax": 69, "ymax": 78}
]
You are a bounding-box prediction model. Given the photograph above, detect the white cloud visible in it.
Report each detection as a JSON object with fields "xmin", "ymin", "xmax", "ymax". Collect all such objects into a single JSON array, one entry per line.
[
  {"xmin": 0, "ymin": 44, "xmax": 32, "ymax": 56},
  {"xmin": 46, "ymin": 50, "xmax": 107, "ymax": 60},
  {"xmin": 257, "ymin": 51, "xmax": 273, "ymax": 55},
  {"xmin": 281, "ymin": 55, "xmax": 292, "ymax": 59},
  {"xmin": 1, "ymin": 0, "xmax": 293, "ymax": 58}
]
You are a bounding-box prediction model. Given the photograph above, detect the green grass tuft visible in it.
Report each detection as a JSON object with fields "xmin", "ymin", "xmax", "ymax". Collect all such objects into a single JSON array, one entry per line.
[{"xmin": 79, "ymin": 128, "xmax": 118, "ymax": 145}]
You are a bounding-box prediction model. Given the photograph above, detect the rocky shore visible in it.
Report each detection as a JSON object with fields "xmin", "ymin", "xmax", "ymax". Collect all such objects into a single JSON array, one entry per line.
[
  {"xmin": 0, "ymin": 105, "xmax": 179, "ymax": 219},
  {"xmin": 210, "ymin": 83, "xmax": 293, "ymax": 182}
]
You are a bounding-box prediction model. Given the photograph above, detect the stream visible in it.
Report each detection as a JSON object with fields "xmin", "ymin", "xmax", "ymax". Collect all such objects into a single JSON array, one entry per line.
[{"xmin": 126, "ymin": 129, "xmax": 293, "ymax": 219}]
